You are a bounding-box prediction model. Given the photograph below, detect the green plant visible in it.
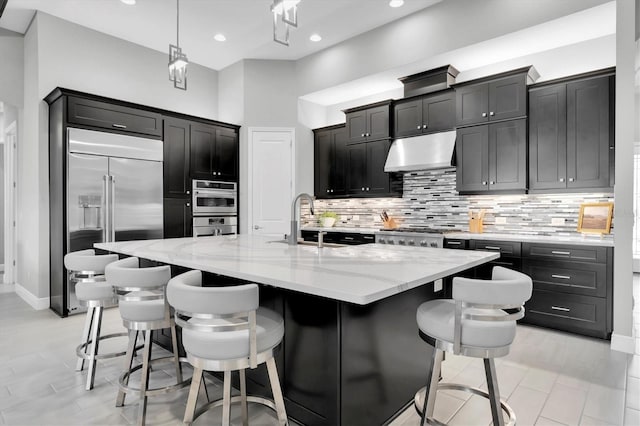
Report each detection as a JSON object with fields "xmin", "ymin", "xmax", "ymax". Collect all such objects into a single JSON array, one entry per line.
[{"xmin": 318, "ymin": 211, "xmax": 338, "ymax": 219}]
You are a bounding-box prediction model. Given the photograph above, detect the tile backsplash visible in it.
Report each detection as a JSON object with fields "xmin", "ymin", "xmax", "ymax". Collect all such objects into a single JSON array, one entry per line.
[{"xmin": 301, "ymin": 168, "xmax": 614, "ymax": 240}]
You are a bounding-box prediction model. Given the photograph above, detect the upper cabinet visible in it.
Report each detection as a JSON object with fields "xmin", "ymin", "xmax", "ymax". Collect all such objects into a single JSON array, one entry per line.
[
  {"xmin": 344, "ymin": 100, "xmax": 393, "ymax": 144},
  {"xmin": 455, "ymin": 67, "xmax": 538, "ymax": 127},
  {"xmin": 346, "ymin": 139, "xmax": 400, "ymax": 197},
  {"xmin": 163, "ymin": 118, "xmax": 191, "ymax": 198},
  {"xmin": 529, "ymin": 70, "xmax": 614, "ymax": 192},
  {"xmin": 67, "ymin": 96, "xmax": 163, "ymax": 137},
  {"xmin": 314, "ymin": 125, "xmax": 348, "ymax": 198},
  {"xmin": 393, "ymin": 91, "xmax": 455, "ymax": 138},
  {"xmin": 190, "ymin": 123, "xmax": 239, "ymax": 181}
]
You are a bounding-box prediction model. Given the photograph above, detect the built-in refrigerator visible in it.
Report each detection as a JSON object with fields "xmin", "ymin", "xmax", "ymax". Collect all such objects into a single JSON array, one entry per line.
[{"xmin": 60, "ymin": 127, "xmax": 163, "ymax": 315}]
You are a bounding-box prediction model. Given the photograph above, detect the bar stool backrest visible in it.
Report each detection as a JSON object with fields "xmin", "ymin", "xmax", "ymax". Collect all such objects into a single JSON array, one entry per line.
[
  {"xmin": 64, "ymin": 249, "xmax": 118, "ymax": 274},
  {"xmin": 166, "ymin": 270, "xmax": 261, "ymax": 367},
  {"xmin": 105, "ymin": 257, "xmax": 171, "ymax": 293}
]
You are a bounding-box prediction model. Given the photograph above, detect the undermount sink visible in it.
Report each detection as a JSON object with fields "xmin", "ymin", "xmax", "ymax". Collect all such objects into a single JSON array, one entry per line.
[{"xmin": 268, "ymin": 239, "xmax": 346, "ymax": 248}]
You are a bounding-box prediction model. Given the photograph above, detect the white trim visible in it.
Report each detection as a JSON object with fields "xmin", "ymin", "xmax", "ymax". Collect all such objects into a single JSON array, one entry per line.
[
  {"xmin": 247, "ymin": 127, "xmax": 296, "ymax": 235},
  {"xmin": 610, "ymin": 332, "xmax": 636, "ymax": 354},
  {"xmin": 15, "ymin": 283, "xmax": 49, "ymax": 310}
]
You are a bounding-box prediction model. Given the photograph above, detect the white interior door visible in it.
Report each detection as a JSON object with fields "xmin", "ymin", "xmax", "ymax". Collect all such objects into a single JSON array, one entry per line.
[{"xmin": 249, "ymin": 128, "xmax": 294, "ymax": 237}]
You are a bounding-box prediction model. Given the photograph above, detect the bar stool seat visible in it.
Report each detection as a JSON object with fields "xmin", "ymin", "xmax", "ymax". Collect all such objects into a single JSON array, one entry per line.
[
  {"xmin": 415, "ymin": 266, "xmax": 532, "ymax": 426},
  {"xmin": 182, "ymin": 307, "xmax": 284, "ymax": 361},
  {"xmin": 416, "ymin": 300, "xmax": 516, "ymax": 348},
  {"xmin": 64, "ymin": 249, "xmax": 126, "ymax": 391},
  {"xmin": 119, "ymin": 292, "xmax": 166, "ymax": 322}
]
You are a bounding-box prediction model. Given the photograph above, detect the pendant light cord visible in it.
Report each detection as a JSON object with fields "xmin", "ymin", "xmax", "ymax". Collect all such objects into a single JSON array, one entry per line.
[{"xmin": 176, "ymin": 0, "xmax": 180, "ymax": 47}]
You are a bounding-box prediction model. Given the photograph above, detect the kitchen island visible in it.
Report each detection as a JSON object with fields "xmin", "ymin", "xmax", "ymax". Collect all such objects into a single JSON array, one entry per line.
[{"xmin": 96, "ymin": 235, "xmax": 498, "ymax": 425}]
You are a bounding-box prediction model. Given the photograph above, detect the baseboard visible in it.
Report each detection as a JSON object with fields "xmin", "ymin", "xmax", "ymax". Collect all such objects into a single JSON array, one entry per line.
[
  {"xmin": 610, "ymin": 332, "xmax": 636, "ymax": 354},
  {"xmin": 14, "ymin": 283, "xmax": 49, "ymax": 310}
]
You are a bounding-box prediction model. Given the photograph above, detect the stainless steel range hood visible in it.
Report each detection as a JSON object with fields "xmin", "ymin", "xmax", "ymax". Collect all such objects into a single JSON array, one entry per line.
[{"xmin": 384, "ymin": 130, "xmax": 457, "ymax": 172}]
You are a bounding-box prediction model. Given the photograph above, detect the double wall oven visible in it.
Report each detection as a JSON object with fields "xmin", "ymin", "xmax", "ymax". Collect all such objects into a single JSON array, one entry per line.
[{"xmin": 192, "ymin": 180, "xmax": 237, "ymax": 236}]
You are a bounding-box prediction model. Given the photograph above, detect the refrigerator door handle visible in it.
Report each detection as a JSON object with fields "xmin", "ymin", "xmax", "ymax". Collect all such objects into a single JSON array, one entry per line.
[
  {"xmin": 103, "ymin": 175, "xmax": 110, "ymax": 242},
  {"xmin": 110, "ymin": 176, "xmax": 116, "ymax": 242}
]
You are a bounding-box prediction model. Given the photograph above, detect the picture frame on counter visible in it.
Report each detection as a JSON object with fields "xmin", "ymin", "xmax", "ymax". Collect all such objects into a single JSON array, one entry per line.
[{"xmin": 577, "ymin": 202, "xmax": 614, "ymax": 234}]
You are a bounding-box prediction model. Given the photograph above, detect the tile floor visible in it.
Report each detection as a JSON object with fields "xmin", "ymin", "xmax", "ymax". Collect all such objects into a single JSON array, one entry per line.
[{"xmin": 0, "ymin": 276, "xmax": 638, "ymax": 426}]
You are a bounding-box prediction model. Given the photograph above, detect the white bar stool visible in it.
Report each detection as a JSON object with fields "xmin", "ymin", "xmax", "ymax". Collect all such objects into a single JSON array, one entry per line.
[
  {"xmin": 105, "ymin": 257, "xmax": 190, "ymax": 426},
  {"xmin": 64, "ymin": 249, "xmax": 126, "ymax": 391},
  {"xmin": 415, "ymin": 266, "xmax": 532, "ymax": 426},
  {"xmin": 167, "ymin": 270, "xmax": 288, "ymax": 426}
]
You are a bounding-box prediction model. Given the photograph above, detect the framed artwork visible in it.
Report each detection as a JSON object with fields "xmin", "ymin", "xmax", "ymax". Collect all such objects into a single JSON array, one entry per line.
[{"xmin": 577, "ymin": 202, "xmax": 614, "ymax": 234}]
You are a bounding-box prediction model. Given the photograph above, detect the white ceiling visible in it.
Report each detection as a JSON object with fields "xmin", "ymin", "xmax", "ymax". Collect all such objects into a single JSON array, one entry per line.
[{"xmin": 0, "ymin": 0, "xmax": 442, "ymax": 71}]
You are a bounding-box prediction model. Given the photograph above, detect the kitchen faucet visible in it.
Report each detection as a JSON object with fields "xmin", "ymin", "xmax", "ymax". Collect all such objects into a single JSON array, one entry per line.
[{"xmin": 288, "ymin": 193, "xmax": 315, "ymax": 245}]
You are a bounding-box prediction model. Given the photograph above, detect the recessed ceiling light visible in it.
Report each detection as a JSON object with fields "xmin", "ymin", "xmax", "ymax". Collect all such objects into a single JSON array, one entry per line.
[
  {"xmin": 389, "ymin": 0, "xmax": 404, "ymax": 7},
  {"xmin": 120, "ymin": 0, "xmax": 136, "ymax": 5},
  {"xmin": 214, "ymin": 34, "xmax": 227, "ymax": 42},
  {"xmin": 309, "ymin": 34, "xmax": 322, "ymax": 42}
]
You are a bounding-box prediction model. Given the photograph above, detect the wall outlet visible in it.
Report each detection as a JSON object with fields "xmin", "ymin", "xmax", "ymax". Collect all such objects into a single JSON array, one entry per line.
[
  {"xmin": 551, "ymin": 217, "xmax": 565, "ymax": 226},
  {"xmin": 495, "ymin": 217, "xmax": 507, "ymax": 225},
  {"xmin": 434, "ymin": 279, "xmax": 443, "ymax": 292}
]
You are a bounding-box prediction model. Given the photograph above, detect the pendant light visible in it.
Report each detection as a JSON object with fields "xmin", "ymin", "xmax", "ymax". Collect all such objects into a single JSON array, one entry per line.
[
  {"xmin": 168, "ymin": 0, "xmax": 188, "ymax": 90},
  {"xmin": 271, "ymin": 0, "xmax": 301, "ymax": 46}
]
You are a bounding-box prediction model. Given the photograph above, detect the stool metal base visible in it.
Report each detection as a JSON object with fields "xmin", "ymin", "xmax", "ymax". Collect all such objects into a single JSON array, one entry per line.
[
  {"xmin": 117, "ymin": 355, "xmax": 191, "ymax": 398},
  {"xmin": 413, "ymin": 384, "xmax": 516, "ymax": 426}
]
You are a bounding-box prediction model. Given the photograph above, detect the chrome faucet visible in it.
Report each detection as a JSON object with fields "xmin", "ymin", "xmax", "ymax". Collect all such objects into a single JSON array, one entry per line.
[{"xmin": 288, "ymin": 193, "xmax": 315, "ymax": 245}]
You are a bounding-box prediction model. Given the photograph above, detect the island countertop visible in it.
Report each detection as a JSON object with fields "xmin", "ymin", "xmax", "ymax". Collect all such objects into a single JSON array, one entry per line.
[{"xmin": 95, "ymin": 234, "xmax": 499, "ymax": 305}]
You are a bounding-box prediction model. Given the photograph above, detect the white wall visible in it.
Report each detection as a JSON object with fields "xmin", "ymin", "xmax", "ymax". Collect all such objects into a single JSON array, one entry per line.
[
  {"xmin": 18, "ymin": 12, "xmax": 220, "ymax": 301},
  {"xmin": 0, "ymin": 28, "xmax": 24, "ymax": 108}
]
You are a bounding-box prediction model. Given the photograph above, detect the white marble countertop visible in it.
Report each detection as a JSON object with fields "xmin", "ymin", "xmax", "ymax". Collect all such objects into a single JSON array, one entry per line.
[
  {"xmin": 95, "ymin": 235, "xmax": 498, "ymax": 305},
  {"xmin": 444, "ymin": 232, "xmax": 614, "ymax": 247}
]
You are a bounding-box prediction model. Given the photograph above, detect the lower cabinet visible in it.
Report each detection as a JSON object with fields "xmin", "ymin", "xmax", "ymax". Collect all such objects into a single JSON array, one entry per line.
[
  {"xmin": 163, "ymin": 198, "xmax": 192, "ymax": 238},
  {"xmin": 301, "ymin": 230, "xmax": 375, "ymax": 245}
]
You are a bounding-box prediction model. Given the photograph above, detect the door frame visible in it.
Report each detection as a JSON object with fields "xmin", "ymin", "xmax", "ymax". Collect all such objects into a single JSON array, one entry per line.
[
  {"xmin": 3, "ymin": 121, "xmax": 17, "ymax": 286},
  {"xmin": 247, "ymin": 127, "xmax": 296, "ymax": 235}
]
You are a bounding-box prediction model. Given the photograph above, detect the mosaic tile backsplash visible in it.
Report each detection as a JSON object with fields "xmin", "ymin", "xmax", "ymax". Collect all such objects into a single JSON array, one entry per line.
[{"xmin": 301, "ymin": 168, "xmax": 614, "ymax": 241}]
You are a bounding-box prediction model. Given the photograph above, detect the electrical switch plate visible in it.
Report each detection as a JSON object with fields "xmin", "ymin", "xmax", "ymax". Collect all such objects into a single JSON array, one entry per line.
[
  {"xmin": 434, "ymin": 279, "xmax": 443, "ymax": 292},
  {"xmin": 551, "ymin": 218, "xmax": 565, "ymax": 226},
  {"xmin": 495, "ymin": 217, "xmax": 507, "ymax": 225}
]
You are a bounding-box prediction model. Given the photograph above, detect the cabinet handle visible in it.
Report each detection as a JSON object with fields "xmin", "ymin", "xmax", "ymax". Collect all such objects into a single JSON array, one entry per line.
[
  {"xmin": 447, "ymin": 241, "xmax": 462, "ymax": 245},
  {"xmin": 482, "ymin": 112, "xmax": 487, "ymax": 118},
  {"xmin": 344, "ymin": 236, "xmax": 355, "ymax": 240},
  {"xmin": 484, "ymin": 246, "xmax": 501, "ymax": 250},
  {"xmin": 330, "ymin": 189, "xmax": 334, "ymax": 193},
  {"xmin": 361, "ymin": 133, "xmax": 366, "ymax": 137},
  {"xmin": 186, "ymin": 190, "xmax": 190, "ymax": 195},
  {"xmin": 361, "ymin": 187, "xmax": 365, "ymax": 191},
  {"xmin": 186, "ymin": 202, "xmax": 190, "ymax": 207},
  {"xmin": 490, "ymin": 181, "xmax": 495, "ymax": 185},
  {"xmin": 366, "ymin": 133, "xmax": 371, "ymax": 137},
  {"xmin": 551, "ymin": 306, "xmax": 570, "ymax": 312},
  {"xmin": 326, "ymin": 189, "xmax": 330, "ymax": 193},
  {"xmin": 366, "ymin": 187, "xmax": 370, "ymax": 191},
  {"xmin": 560, "ymin": 178, "xmax": 565, "ymax": 182},
  {"xmin": 417, "ymin": 125, "xmax": 422, "ymax": 130},
  {"xmin": 551, "ymin": 251, "xmax": 570, "ymax": 255},
  {"xmin": 112, "ymin": 123, "xmax": 127, "ymax": 129},
  {"xmin": 568, "ymin": 177, "xmax": 574, "ymax": 182},
  {"xmin": 489, "ymin": 111, "xmax": 495, "ymax": 116},
  {"xmin": 422, "ymin": 124, "xmax": 427, "ymax": 129},
  {"xmin": 551, "ymin": 274, "xmax": 571, "ymax": 280},
  {"xmin": 482, "ymin": 181, "xmax": 487, "ymax": 185},
  {"xmin": 609, "ymin": 146, "xmax": 614, "ymax": 150}
]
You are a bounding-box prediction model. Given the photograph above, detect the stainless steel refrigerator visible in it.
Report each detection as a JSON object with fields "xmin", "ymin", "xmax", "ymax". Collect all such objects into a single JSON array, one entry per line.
[{"xmin": 65, "ymin": 127, "xmax": 163, "ymax": 314}]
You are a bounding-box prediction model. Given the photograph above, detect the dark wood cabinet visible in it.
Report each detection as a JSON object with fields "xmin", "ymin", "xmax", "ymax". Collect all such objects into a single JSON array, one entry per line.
[
  {"xmin": 455, "ymin": 70, "xmax": 530, "ymax": 127},
  {"xmin": 529, "ymin": 71, "xmax": 614, "ymax": 192},
  {"xmin": 163, "ymin": 198, "xmax": 192, "ymax": 238},
  {"xmin": 67, "ymin": 96, "xmax": 162, "ymax": 137},
  {"xmin": 190, "ymin": 123, "xmax": 239, "ymax": 181},
  {"xmin": 456, "ymin": 119, "xmax": 526, "ymax": 193},
  {"xmin": 346, "ymin": 140, "xmax": 399, "ymax": 196},
  {"xmin": 314, "ymin": 125, "xmax": 347, "ymax": 198},
  {"xmin": 163, "ymin": 118, "xmax": 191, "ymax": 198},
  {"xmin": 393, "ymin": 91, "xmax": 455, "ymax": 138},
  {"xmin": 301, "ymin": 230, "xmax": 375, "ymax": 245},
  {"xmin": 344, "ymin": 101, "xmax": 392, "ymax": 144}
]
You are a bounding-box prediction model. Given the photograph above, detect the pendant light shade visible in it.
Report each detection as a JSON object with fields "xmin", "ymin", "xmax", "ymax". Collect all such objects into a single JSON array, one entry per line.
[
  {"xmin": 271, "ymin": 0, "xmax": 301, "ymax": 46},
  {"xmin": 169, "ymin": 0, "xmax": 188, "ymax": 90}
]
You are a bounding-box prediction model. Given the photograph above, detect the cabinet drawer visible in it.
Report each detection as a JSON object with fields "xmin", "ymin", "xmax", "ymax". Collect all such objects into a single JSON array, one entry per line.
[
  {"xmin": 523, "ymin": 290, "xmax": 607, "ymax": 337},
  {"xmin": 522, "ymin": 243, "xmax": 608, "ymax": 263},
  {"xmin": 522, "ymin": 260, "xmax": 606, "ymax": 297},
  {"xmin": 469, "ymin": 240, "xmax": 521, "ymax": 256},
  {"xmin": 444, "ymin": 239, "xmax": 467, "ymax": 249},
  {"xmin": 67, "ymin": 97, "xmax": 162, "ymax": 137},
  {"xmin": 336, "ymin": 233, "xmax": 375, "ymax": 245}
]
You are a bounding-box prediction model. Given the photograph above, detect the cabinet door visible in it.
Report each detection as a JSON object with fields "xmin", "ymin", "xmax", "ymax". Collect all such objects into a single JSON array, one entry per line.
[
  {"xmin": 423, "ymin": 91, "xmax": 455, "ymax": 133},
  {"xmin": 346, "ymin": 143, "xmax": 367, "ymax": 194},
  {"xmin": 163, "ymin": 118, "xmax": 191, "ymax": 197},
  {"xmin": 314, "ymin": 130, "xmax": 332, "ymax": 197},
  {"xmin": 456, "ymin": 83, "xmax": 489, "ymax": 126},
  {"xmin": 488, "ymin": 74, "xmax": 527, "ymax": 122},
  {"xmin": 346, "ymin": 110, "xmax": 368, "ymax": 144},
  {"xmin": 163, "ymin": 197, "xmax": 192, "ymax": 238},
  {"xmin": 367, "ymin": 105, "xmax": 390, "ymax": 141},
  {"xmin": 529, "ymin": 84, "xmax": 567, "ymax": 190},
  {"xmin": 393, "ymin": 99, "xmax": 422, "ymax": 138},
  {"xmin": 190, "ymin": 123, "xmax": 216, "ymax": 179},
  {"xmin": 367, "ymin": 139, "xmax": 391, "ymax": 195},
  {"xmin": 566, "ymin": 76, "xmax": 611, "ymax": 189},
  {"xmin": 488, "ymin": 119, "xmax": 527, "ymax": 191},
  {"xmin": 456, "ymin": 125, "xmax": 489, "ymax": 192},
  {"xmin": 331, "ymin": 127, "xmax": 348, "ymax": 196},
  {"xmin": 215, "ymin": 127, "xmax": 238, "ymax": 181}
]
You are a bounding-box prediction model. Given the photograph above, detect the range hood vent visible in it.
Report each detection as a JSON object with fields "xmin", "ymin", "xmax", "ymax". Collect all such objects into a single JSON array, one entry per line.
[
  {"xmin": 384, "ymin": 131, "xmax": 457, "ymax": 172},
  {"xmin": 399, "ymin": 65, "xmax": 459, "ymax": 97}
]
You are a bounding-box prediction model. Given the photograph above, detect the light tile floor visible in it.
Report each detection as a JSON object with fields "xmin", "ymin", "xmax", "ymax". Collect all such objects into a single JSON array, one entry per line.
[{"xmin": 0, "ymin": 276, "xmax": 639, "ymax": 426}]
